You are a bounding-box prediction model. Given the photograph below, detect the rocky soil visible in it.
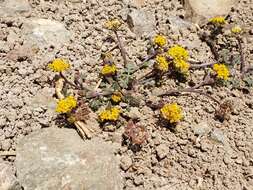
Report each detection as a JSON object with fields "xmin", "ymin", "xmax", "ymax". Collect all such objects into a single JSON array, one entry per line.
[{"xmin": 0, "ymin": 0, "xmax": 253, "ymax": 189}]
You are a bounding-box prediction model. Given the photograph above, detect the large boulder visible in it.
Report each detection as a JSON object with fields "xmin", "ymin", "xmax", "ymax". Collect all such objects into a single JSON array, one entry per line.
[
  {"xmin": 0, "ymin": 162, "xmax": 22, "ymax": 190},
  {"xmin": 22, "ymin": 18, "xmax": 71, "ymax": 49},
  {"xmin": 127, "ymin": 9, "xmax": 155, "ymax": 37},
  {"xmin": 16, "ymin": 127, "xmax": 123, "ymax": 190},
  {"xmin": 0, "ymin": 0, "xmax": 31, "ymax": 17},
  {"xmin": 183, "ymin": 0, "xmax": 239, "ymax": 24}
]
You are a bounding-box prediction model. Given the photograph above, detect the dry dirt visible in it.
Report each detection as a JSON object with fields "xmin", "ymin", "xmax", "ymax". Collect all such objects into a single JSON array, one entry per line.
[{"xmin": 0, "ymin": 0, "xmax": 253, "ymax": 189}]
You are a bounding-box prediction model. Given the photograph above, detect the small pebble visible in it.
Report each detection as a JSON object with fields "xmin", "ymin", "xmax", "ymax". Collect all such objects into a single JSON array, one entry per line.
[{"xmin": 120, "ymin": 156, "xmax": 132, "ymax": 171}]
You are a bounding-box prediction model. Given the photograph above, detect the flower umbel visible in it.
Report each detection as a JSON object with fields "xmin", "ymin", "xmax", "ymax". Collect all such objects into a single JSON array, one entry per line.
[
  {"xmin": 105, "ymin": 19, "xmax": 122, "ymax": 30},
  {"xmin": 155, "ymin": 54, "xmax": 169, "ymax": 72},
  {"xmin": 231, "ymin": 26, "xmax": 242, "ymax": 34},
  {"xmin": 111, "ymin": 92, "xmax": 123, "ymax": 103},
  {"xmin": 99, "ymin": 107, "xmax": 121, "ymax": 122},
  {"xmin": 101, "ymin": 64, "xmax": 117, "ymax": 76},
  {"xmin": 48, "ymin": 58, "xmax": 70, "ymax": 72},
  {"xmin": 174, "ymin": 59, "xmax": 190, "ymax": 73},
  {"xmin": 153, "ymin": 35, "xmax": 167, "ymax": 47},
  {"xmin": 168, "ymin": 45, "xmax": 189, "ymax": 61},
  {"xmin": 209, "ymin": 16, "xmax": 226, "ymax": 25},
  {"xmin": 160, "ymin": 103, "xmax": 183, "ymax": 123},
  {"xmin": 213, "ymin": 64, "xmax": 229, "ymax": 80},
  {"xmin": 56, "ymin": 96, "xmax": 77, "ymax": 114}
]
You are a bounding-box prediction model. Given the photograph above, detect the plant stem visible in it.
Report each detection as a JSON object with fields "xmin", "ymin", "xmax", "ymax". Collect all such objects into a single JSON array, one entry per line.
[
  {"xmin": 157, "ymin": 74, "xmax": 219, "ymax": 104},
  {"xmin": 60, "ymin": 72, "xmax": 80, "ymax": 89},
  {"xmin": 114, "ymin": 31, "xmax": 128, "ymax": 67},
  {"xmin": 132, "ymin": 52, "xmax": 158, "ymax": 74},
  {"xmin": 190, "ymin": 62, "xmax": 214, "ymax": 69},
  {"xmin": 237, "ymin": 37, "xmax": 246, "ymax": 77}
]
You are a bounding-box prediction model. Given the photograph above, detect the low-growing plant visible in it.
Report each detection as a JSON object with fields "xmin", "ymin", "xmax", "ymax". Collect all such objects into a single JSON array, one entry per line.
[{"xmin": 47, "ymin": 17, "xmax": 252, "ymax": 148}]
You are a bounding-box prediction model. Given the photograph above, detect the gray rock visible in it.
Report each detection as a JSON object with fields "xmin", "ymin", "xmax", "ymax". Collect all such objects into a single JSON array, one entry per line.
[
  {"xmin": 22, "ymin": 18, "xmax": 71, "ymax": 49},
  {"xmin": 183, "ymin": 0, "xmax": 239, "ymax": 24},
  {"xmin": 192, "ymin": 122, "xmax": 212, "ymax": 136},
  {"xmin": 210, "ymin": 128, "xmax": 226, "ymax": 144},
  {"xmin": 0, "ymin": 162, "xmax": 22, "ymax": 190},
  {"xmin": 128, "ymin": 107, "xmax": 142, "ymax": 120},
  {"xmin": 167, "ymin": 16, "xmax": 193, "ymax": 33},
  {"xmin": 156, "ymin": 144, "xmax": 168, "ymax": 160},
  {"xmin": 127, "ymin": 9, "xmax": 155, "ymax": 37},
  {"xmin": 0, "ymin": 0, "xmax": 31, "ymax": 17},
  {"xmin": 16, "ymin": 127, "xmax": 123, "ymax": 190},
  {"xmin": 120, "ymin": 156, "xmax": 132, "ymax": 171},
  {"xmin": 1, "ymin": 139, "xmax": 12, "ymax": 151}
]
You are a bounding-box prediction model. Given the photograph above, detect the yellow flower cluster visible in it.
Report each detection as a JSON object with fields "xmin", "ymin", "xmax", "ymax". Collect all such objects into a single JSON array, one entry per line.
[
  {"xmin": 101, "ymin": 64, "xmax": 117, "ymax": 76},
  {"xmin": 213, "ymin": 63, "xmax": 229, "ymax": 80},
  {"xmin": 48, "ymin": 58, "xmax": 70, "ymax": 72},
  {"xmin": 99, "ymin": 107, "xmax": 121, "ymax": 122},
  {"xmin": 168, "ymin": 45, "xmax": 189, "ymax": 60},
  {"xmin": 56, "ymin": 96, "xmax": 77, "ymax": 114},
  {"xmin": 111, "ymin": 92, "xmax": 122, "ymax": 103},
  {"xmin": 231, "ymin": 26, "xmax": 242, "ymax": 34},
  {"xmin": 174, "ymin": 59, "xmax": 190, "ymax": 73},
  {"xmin": 209, "ymin": 16, "xmax": 226, "ymax": 25},
  {"xmin": 153, "ymin": 35, "xmax": 167, "ymax": 47},
  {"xmin": 105, "ymin": 19, "xmax": 122, "ymax": 30},
  {"xmin": 160, "ymin": 103, "xmax": 183, "ymax": 123},
  {"xmin": 155, "ymin": 54, "xmax": 169, "ymax": 72},
  {"xmin": 168, "ymin": 45, "xmax": 190, "ymax": 73}
]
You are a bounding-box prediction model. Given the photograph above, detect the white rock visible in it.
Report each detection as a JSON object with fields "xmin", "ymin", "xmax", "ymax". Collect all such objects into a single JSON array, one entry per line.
[
  {"xmin": 16, "ymin": 127, "xmax": 123, "ymax": 190},
  {"xmin": 192, "ymin": 122, "xmax": 212, "ymax": 136},
  {"xmin": 0, "ymin": 162, "xmax": 22, "ymax": 190},
  {"xmin": 22, "ymin": 18, "xmax": 71, "ymax": 48},
  {"xmin": 127, "ymin": 9, "xmax": 155, "ymax": 37},
  {"xmin": 183, "ymin": 0, "xmax": 239, "ymax": 24},
  {"xmin": 0, "ymin": 0, "xmax": 31, "ymax": 17},
  {"xmin": 210, "ymin": 128, "xmax": 226, "ymax": 144},
  {"xmin": 156, "ymin": 144, "xmax": 168, "ymax": 160}
]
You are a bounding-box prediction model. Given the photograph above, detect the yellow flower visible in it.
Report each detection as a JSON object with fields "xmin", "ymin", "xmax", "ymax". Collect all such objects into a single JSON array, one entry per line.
[
  {"xmin": 155, "ymin": 54, "xmax": 169, "ymax": 72},
  {"xmin": 99, "ymin": 107, "xmax": 121, "ymax": 122},
  {"xmin": 213, "ymin": 63, "xmax": 229, "ymax": 80},
  {"xmin": 209, "ymin": 16, "xmax": 226, "ymax": 25},
  {"xmin": 48, "ymin": 58, "xmax": 70, "ymax": 72},
  {"xmin": 160, "ymin": 103, "xmax": 183, "ymax": 123},
  {"xmin": 101, "ymin": 64, "xmax": 117, "ymax": 76},
  {"xmin": 111, "ymin": 92, "xmax": 122, "ymax": 103},
  {"xmin": 168, "ymin": 45, "xmax": 189, "ymax": 61},
  {"xmin": 231, "ymin": 26, "xmax": 242, "ymax": 34},
  {"xmin": 174, "ymin": 59, "xmax": 190, "ymax": 73},
  {"xmin": 153, "ymin": 35, "xmax": 167, "ymax": 47},
  {"xmin": 105, "ymin": 19, "xmax": 122, "ymax": 30},
  {"xmin": 56, "ymin": 96, "xmax": 77, "ymax": 114}
]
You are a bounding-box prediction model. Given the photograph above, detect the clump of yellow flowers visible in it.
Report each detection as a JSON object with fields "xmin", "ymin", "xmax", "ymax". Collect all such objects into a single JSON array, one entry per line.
[
  {"xmin": 101, "ymin": 64, "xmax": 117, "ymax": 76},
  {"xmin": 155, "ymin": 54, "xmax": 169, "ymax": 72},
  {"xmin": 111, "ymin": 91, "xmax": 123, "ymax": 103},
  {"xmin": 231, "ymin": 26, "xmax": 242, "ymax": 34},
  {"xmin": 168, "ymin": 45, "xmax": 190, "ymax": 73},
  {"xmin": 48, "ymin": 58, "xmax": 70, "ymax": 72},
  {"xmin": 160, "ymin": 103, "xmax": 183, "ymax": 123},
  {"xmin": 99, "ymin": 107, "xmax": 121, "ymax": 122},
  {"xmin": 56, "ymin": 96, "xmax": 77, "ymax": 114},
  {"xmin": 168, "ymin": 45, "xmax": 189, "ymax": 60},
  {"xmin": 174, "ymin": 59, "xmax": 190, "ymax": 73},
  {"xmin": 105, "ymin": 19, "xmax": 122, "ymax": 31},
  {"xmin": 213, "ymin": 63, "xmax": 229, "ymax": 80},
  {"xmin": 209, "ymin": 16, "xmax": 226, "ymax": 25},
  {"xmin": 153, "ymin": 35, "xmax": 167, "ymax": 47}
]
